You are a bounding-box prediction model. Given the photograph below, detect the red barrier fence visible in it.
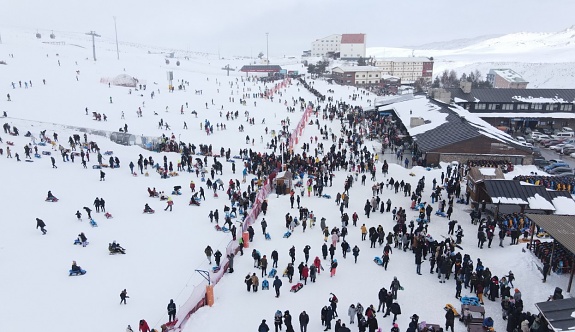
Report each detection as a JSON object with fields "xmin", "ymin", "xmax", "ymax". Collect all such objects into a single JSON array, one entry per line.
[
  {"xmin": 172, "ymin": 172, "xmax": 276, "ymax": 331},
  {"xmin": 289, "ymin": 105, "xmax": 313, "ymax": 151}
]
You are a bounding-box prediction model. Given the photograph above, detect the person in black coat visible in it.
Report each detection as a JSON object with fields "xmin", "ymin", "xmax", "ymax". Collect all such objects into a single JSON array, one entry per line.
[
  {"xmin": 258, "ymin": 319, "xmax": 270, "ymax": 332},
  {"xmin": 322, "ymin": 243, "xmax": 328, "ymax": 260},
  {"xmin": 214, "ymin": 250, "xmax": 222, "ymax": 266},
  {"xmin": 167, "ymin": 299, "xmax": 176, "ymax": 322},
  {"xmin": 284, "ymin": 311, "xmax": 295, "ymax": 332},
  {"xmin": 36, "ymin": 218, "xmax": 47, "ymax": 235},
  {"xmin": 273, "ymin": 276, "xmax": 282, "ymax": 297},
  {"xmin": 445, "ymin": 307, "xmax": 455, "ymax": 332},
  {"xmin": 367, "ymin": 315, "xmax": 378, "ymax": 332},
  {"xmin": 390, "ymin": 302, "xmax": 401, "ymax": 323},
  {"xmin": 299, "ymin": 311, "xmax": 309, "ymax": 332},
  {"xmin": 324, "ymin": 306, "xmax": 333, "ymax": 331}
]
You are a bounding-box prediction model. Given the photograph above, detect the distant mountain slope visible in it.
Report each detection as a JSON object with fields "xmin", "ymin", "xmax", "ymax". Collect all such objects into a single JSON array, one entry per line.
[
  {"xmin": 367, "ymin": 26, "xmax": 575, "ymax": 88},
  {"xmin": 405, "ymin": 34, "xmax": 503, "ymax": 50}
]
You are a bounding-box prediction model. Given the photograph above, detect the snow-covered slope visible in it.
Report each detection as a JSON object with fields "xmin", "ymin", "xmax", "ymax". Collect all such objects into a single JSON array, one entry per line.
[
  {"xmin": 0, "ymin": 27, "xmax": 571, "ymax": 332},
  {"xmin": 367, "ymin": 26, "xmax": 575, "ymax": 88}
]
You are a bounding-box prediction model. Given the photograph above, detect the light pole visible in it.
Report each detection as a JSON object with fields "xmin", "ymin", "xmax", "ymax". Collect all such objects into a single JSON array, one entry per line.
[
  {"xmin": 113, "ymin": 16, "xmax": 120, "ymax": 60},
  {"xmin": 266, "ymin": 32, "xmax": 269, "ymax": 64}
]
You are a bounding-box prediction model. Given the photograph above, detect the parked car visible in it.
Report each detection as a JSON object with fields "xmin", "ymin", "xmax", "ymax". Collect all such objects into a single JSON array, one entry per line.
[
  {"xmin": 561, "ymin": 146, "xmax": 575, "ymax": 155},
  {"xmin": 549, "ymin": 159, "xmax": 566, "ymax": 164},
  {"xmin": 547, "ymin": 167, "xmax": 573, "ymax": 175},
  {"xmin": 543, "ymin": 139, "xmax": 565, "ymax": 148},
  {"xmin": 516, "ymin": 136, "xmax": 526, "ymax": 143},
  {"xmin": 545, "ymin": 162, "xmax": 570, "ymax": 172},
  {"xmin": 551, "ymin": 143, "xmax": 568, "ymax": 152},
  {"xmin": 534, "ymin": 134, "xmax": 550, "ymax": 142},
  {"xmin": 534, "ymin": 159, "xmax": 550, "ymax": 169}
]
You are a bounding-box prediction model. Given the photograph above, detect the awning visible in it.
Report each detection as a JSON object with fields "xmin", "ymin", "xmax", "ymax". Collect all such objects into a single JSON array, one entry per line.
[{"xmin": 535, "ymin": 298, "xmax": 575, "ymax": 331}]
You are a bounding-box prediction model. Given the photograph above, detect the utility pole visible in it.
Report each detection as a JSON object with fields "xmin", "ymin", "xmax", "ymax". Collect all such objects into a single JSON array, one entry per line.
[
  {"xmin": 85, "ymin": 31, "xmax": 101, "ymax": 61},
  {"xmin": 113, "ymin": 17, "xmax": 120, "ymax": 60},
  {"xmin": 266, "ymin": 32, "xmax": 269, "ymax": 64}
]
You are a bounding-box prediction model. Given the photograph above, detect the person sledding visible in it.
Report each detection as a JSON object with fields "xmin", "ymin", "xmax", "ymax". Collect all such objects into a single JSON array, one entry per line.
[
  {"xmin": 143, "ymin": 203, "xmax": 154, "ymax": 213},
  {"xmin": 46, "ymin": 190, "xmax": 58, "ymax": 202},
  {"xmin": 70, "ymin": 260, "xmax": 86, "ymax": 275},
  {"xmin": 109, "ymin": 241, "xmax": 126, "ymax": 254}
]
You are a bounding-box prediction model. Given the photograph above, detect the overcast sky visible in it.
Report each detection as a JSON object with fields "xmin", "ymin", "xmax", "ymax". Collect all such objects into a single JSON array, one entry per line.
[{"xmin": 1, "ymin": 0, "xmax": 573, "ymax": 57}]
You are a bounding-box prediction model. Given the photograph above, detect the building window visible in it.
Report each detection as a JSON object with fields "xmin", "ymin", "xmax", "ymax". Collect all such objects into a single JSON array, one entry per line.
[
  {"xmin": 560, "ymin": 104, "xmax": 573, "ymax": 111},
  {"xmin": 502, "ymin": 104, "xmax": 514, "ymax": 111},
  {"xmin": 368, "ymin": 74, "xmax": 372, "ymax": 77},
  {"xmin": 475, "ymin": 103, "xmax": 486, "ymax": 110},
  {"xmin": 488, "ymin": 104, "xmax": 501, "ymax": 110},
  {"xmin": 532, "ymin": 103, "xmax": 543, "ymax": 110},
  {"xmin": 362, "ymin": 75, "xmax": 365, "ymax": 77},
  {"xmin": 545, "ymin": 104, "xmax": 558, "ymax": 111},
  {"xmin": 517, "ymin": 104, "xmax": 529, "ymax": 110}
]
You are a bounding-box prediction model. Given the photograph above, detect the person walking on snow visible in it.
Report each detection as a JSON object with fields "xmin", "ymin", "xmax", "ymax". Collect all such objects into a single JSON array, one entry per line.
[{"xmin": 204, "ymin": 245, "xmax": 213, "ymax": 264}]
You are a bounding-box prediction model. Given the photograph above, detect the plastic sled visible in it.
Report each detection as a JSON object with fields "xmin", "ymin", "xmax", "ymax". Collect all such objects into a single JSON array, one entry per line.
[
  {"xmin": 41, "ymin": 151, "xmax": 51, "ymax": 155},
  {"xmin": 104, "ymin": 151, "xmax": 113, "ymax": 155},
  {"xmin": 214, "ymin": 225, "xmax": 222, "ymax": 231},
  {"xmin": 444, "ymin": 304, "xmax": 459, "ymax": 317},
  {"xmin": 25, "ymin": 160, "xmax": 34, "ymax": 163},
  {"xmin": 221, "ymin": 227, "xmax": 230, "ymax": 233},
  {"xmin": 89, "ymin": 219, "xmax": 98, "ymax": 227},
  {"xmin": 143, "ymin": 210, "xmax": 155, "ymax": 214},
  {"xmin": 283, "ymin": 231, "xmax": 292, "ymax": 238},
  {"xmin": 435, "ymin": 211, "xmax": 447, "ymax": 217},
  {"xmin": 104, "ymin": 212, "xmax": 113, "ymax": 219},
  {"xmin": 374, "ymin": 256, "xmax": 383, "ymax": 265},
  {"xmin": 212, "ymin": 266, "xmax": 221, "ymax": 273},
  {"xmin": 460, "ymin": 296, "xmax": 480, "ymax": 306},
  {"xmin": 262, "ymin": 279, "xmax": 269, "ymax": 290},
  {"xmin": 38, "ymin": 142, "xmax": 47, "ymax": 146},
  {"xmin": 416, "ymin": 218, "xmax": 429, "ymax": 223},
  {"xmin": 322, "ymin": 194, "xmax": 332, "ymax": 199},
  {"xmin": 268, "ymin": 268, "xmax": 277, "ymax": 278},
  {"xmin": 282, "ymin": 269, "xmax": 288, "ymax": 277},
  {"xmin": 189, "ymin": 200, "xmax": 201, "ymax": 206},
  {"xmin": 265, "ymin": 233, "xmax": 271, "ymax": 240},
  {"xmin": 290, "ymin": 283, "xmax": 304, "ymax": 293},
  {"xmin": 92, "ymin": 165, "xmax": 102, "ymax": 169},
  {"xmin": 45, "ymin": 197, "xmax": 59, "ymax": 202},
  {"xmin": 73, "ymin": 239, "xmax": 89, "ymax": 246},
  {"xmin": 172, "ymin": 190, "xmax": 182, "ymax": 195},
  {"xmin": 69, "ymin": 269, "xmax": 87, "ymax": 276},
  {"xmin": 34, "ymin": 153, "xmax": 41, "ymax": 158}
]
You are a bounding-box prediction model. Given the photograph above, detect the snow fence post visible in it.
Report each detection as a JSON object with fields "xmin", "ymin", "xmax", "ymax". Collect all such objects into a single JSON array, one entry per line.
[
  {"xmin": 243, "ymin": 231, "xmax": 249, "ymax": 248},
  {"xmin": 206, "ymin": 285, "xmax": 214, "ymax": 307}
]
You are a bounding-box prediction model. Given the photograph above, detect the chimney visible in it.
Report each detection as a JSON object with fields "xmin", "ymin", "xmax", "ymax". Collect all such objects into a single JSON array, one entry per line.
[{"xmin": 460, "ymin": 81, "xmax": 472, "ymax": 94}]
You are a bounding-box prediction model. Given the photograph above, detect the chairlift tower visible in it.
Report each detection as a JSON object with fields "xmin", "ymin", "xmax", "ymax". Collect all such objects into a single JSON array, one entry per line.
[{"xmin": 85, "ymin": 31, "xmax": 101, "ymax": 61}]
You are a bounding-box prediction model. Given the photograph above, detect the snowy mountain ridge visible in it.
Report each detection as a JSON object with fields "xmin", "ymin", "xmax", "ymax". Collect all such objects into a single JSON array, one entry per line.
[{"xmin": 367, "ymin": 26, "xmax": 575, "ymax": 88}]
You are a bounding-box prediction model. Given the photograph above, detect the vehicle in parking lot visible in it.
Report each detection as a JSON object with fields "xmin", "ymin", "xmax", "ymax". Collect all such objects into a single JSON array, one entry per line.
[
  {"xmin": 516, "ymin": 136, "xmax": 526, "ymax": 143},
  {"xmin": 534, "ymin": 134, "xmax": 550, "ymax": 142},
  {"xmin": 547, "ymin": 167, "xmax": 573, "ymax": 175},
  {"xmin": 543, "ymin": 139, "xmax": 565, "ymax": 147},
  {"xmin": 561, "ymin": 146, "xmax": 575, "ymax": 155},
  {"xmin": 548, "ymin": 159, "xmax": 565, "ymax": 164},
  {"xmin": 545, "ymin": 162, "xmax": 570, "ymax": 172},
  {"xmin": 551, "ymin": 143, "xmax": 569, "ymax": 152}
]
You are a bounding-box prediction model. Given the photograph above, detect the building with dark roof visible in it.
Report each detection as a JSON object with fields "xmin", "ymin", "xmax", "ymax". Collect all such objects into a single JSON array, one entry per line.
[
  {"xmin": 375, "ymin": 95, "xmax": 534, "ymax": 166},
  {"xmin": 440, "ymin": 83, "xmax": 575, "ymax": 131}
]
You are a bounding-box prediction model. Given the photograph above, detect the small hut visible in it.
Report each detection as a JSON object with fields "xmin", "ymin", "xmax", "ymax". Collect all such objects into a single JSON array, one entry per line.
[{"xmin": 274, "ymin": 170, "xmax": 293, "ymax": 195}]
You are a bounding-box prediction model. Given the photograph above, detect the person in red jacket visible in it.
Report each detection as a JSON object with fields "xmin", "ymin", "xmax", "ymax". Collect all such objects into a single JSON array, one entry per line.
[
  {"xmin": 139, "ymin": 319, "xmax": 150, "ymax": 332},
  {"xmin": 314, "ymin": 257, "xmax": 322, "ymax": 275},
  {"xmin": 302, "ymin": 265, "xmax": 309, "ymax": 285}
]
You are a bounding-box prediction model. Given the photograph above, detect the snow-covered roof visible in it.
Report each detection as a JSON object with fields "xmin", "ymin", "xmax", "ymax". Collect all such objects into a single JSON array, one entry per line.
[
  {"xmin": 512, "ymin": 96, "xmax": 566, "ymax": 103},
  {"xmin": 490, "ymin": 68, "xmax": 527, "ymax": 83},
  {"xmin": 527, "ymin": 193, "xmax": 556, "ymax": 211},
  {"xmin": 479, "ymin": 168, "xmax": 496, "ymax": 176},
  {"xmin": 473, "ymin": 112, "xmax": 575, "ymax": 119},
  {"xmin": 551, "ymin": 196, "xmax": 575, "ymax": 215},
  {"xmin": 375, "ymin": 57, "xmax": 432, "ymax": 63}
]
